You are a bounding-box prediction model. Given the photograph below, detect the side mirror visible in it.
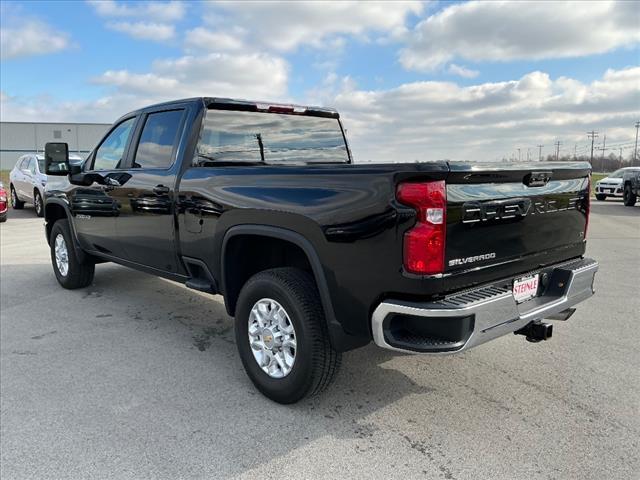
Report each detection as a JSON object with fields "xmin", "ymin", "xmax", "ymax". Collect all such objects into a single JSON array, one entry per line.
[{"xmin": 44, "ymin": 142, "xmax": 70, "ymax": 176}]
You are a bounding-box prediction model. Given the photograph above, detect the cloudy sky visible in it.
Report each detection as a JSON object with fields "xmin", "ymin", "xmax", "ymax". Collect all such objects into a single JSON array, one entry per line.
[{"xmin": 1, "ymin": 0, "xmax": 638, "ymax": 162}]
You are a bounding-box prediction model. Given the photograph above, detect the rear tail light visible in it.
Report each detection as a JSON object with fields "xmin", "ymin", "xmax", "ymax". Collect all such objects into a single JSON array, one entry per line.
[{"xmin": 396, "ymin": 180, "xmax": 447, "ymax": 275}]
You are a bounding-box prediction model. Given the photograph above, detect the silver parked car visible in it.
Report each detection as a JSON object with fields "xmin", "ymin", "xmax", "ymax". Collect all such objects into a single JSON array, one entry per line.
[
  {"xmin": 9, "ymin": 153, "xmax": 83, "ymax": 216},
  {"xmin": 594, "ymin": 167, "xmax": 640, "ymax": 201}
]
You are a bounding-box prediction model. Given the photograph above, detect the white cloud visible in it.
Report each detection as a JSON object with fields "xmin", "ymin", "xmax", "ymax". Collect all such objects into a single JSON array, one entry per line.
[
  {"xmin": 200, "ymin": 1, "xmax": 423, "ymax": 52},
  {"xmin": 328, "ymin": 67, "xmax": 640, "ymax": 162},
  {"xmin": 1, "ymin": 20, "xmax": 70, "ymax": 60},
  {"xmin": 87, "ymin": 0, "xmax": 185, "ymax": 22},
  {"xmin": 184, "ymin": 27, "xmax": 245, "ymax": 52},
  {"xmin": 87, "ymin": 0, "xmax": 184, "ymax": 42},
  {"xmin": 447, "ymin": 64, "xmax": 479, "ymax": 78},
  {"xmin": 107, "ymin": 21, "xmax": 175, "ymax": 41},
  {"xmin": 1, "ymin": 48, "xmax": 289, "ymax": 124},
  {"xmin": 400, "ymin": 0, "xmax": 640, "ymax": 71}
]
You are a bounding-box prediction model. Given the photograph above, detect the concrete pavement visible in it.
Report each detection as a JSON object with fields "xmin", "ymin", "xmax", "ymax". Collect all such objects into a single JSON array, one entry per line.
[{"xmin": 1, "ymin": 200, "xmax": 639, "ymax": 480}]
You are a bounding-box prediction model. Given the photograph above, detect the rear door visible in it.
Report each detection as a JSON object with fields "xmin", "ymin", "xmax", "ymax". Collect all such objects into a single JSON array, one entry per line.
[
  {"xmin": 114, "ymin": 106, "xmax": 188, "ymax": 274},
  {"xmin": 444, "ymin": 162, "xmax": 590, "ymax": 284}
]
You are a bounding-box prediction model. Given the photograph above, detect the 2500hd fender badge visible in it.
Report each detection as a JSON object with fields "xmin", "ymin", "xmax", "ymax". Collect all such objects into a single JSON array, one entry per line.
[{"xmin": 449, "ymin": 252, "xmax": 496, "ymax": 267}]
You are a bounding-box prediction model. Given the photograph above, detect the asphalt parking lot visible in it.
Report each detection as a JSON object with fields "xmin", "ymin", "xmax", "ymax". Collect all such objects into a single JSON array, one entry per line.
[{"xmin": 1, "ymin": 201, "xmax": 638, "ymax": 480}]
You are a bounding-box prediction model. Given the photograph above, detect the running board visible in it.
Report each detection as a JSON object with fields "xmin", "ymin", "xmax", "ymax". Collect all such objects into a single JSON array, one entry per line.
[
  {"xmin": 182, "ymin": 256, "xmax": 218, "ymax": 294},
  {"xmin": 185, "ymin": 278, "xmax": 216, "ymax": 293}
]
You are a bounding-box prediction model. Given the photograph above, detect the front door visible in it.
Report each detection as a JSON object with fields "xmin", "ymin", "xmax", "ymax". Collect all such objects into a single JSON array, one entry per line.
[
  {"xmin": 71, "ymin": 116, "xmax": 137, "ymax": 258},
  {"xmin": 114, "ymin": 108, "xmax": 187, "ymax": 274}
]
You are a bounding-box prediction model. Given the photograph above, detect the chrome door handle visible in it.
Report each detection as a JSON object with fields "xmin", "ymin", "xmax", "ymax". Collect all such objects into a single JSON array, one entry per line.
[{"xmin": 153, "ymin": 185, "xmax": 170, "ymax": 195}]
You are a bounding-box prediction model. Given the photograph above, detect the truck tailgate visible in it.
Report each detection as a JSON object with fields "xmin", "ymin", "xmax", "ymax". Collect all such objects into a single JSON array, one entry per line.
[{"xmin": 445, "ymin": 162, "xmax": 590, "ymax": 278}]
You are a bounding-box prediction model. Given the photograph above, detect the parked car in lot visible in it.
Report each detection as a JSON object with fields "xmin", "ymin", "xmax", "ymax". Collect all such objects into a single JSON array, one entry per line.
[
  {"xmin": 594, "ymin": 167, "xmax": 640, "ymax": 201},
  {"xmin": 9, "ymin": 153, "xmax": 84, "ymax": 216},
  {"xmin": 0, "ymin": 182, "xmax": 8, "ymax": 222},
  {"xmin": 43, "ymin": 97, "xmax": 598, "ymax": 404},
  {"xmin": 622, "ymin": 168, "xmax": 640, "ymax": 206}
]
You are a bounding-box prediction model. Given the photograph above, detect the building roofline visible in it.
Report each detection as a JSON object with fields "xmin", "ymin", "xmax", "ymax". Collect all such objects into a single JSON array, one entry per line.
[{"xmin": 0, "ymin": 121, "xmax": 111, "ymax": 126}]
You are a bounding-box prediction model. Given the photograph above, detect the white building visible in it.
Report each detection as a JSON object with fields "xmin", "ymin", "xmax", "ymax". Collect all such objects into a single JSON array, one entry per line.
[{"xmin": 0, "ymin": 122, "xmax": 111, "ymax": 170}]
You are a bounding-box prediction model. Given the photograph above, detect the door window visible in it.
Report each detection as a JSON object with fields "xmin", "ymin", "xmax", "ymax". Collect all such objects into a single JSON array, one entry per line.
[
  {"xmin": 28, "ymin": 158, "xmax": 37, "ymax": 174},
  {"xmin": 93, "ymin": 117, "xmax": 136, "ymax": 171},
  {"xmin": 132, "ymin": 110, "xmax": 184, "ymax": 169}
]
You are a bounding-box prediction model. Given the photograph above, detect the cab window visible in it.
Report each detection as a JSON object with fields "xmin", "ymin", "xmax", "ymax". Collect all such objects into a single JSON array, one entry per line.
[
  {"xmin": 92, "ymin": 117, "xmax": 136, "ymax": 171},
  {"xmin": 132, "ymin": 110, "xmax": 184, "ymax": 169}
]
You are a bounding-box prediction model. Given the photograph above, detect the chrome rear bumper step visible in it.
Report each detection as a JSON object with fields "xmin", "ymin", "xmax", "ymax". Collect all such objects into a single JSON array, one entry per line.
[{"xmin": 371, "ymin": 257, "xmax": 598, "ymax": 354}]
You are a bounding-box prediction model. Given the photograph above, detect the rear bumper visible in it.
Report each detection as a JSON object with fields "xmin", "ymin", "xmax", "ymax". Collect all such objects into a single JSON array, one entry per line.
[{"xmin": 371, "ymin": 257, "xmax": 598, "ymax": 354}]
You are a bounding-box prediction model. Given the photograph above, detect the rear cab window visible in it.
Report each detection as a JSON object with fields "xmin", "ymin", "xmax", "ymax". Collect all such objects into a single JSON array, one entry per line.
[{"xmin": 196, "ymin": 109, "xmax": 350, "ymax": 165}]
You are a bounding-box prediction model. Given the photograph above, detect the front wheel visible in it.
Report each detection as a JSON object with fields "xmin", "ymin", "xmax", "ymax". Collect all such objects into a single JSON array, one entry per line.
[
  {"xmin": 235, "ymin": 268, "xmax": 341, "ymax": 404},
  {"xmin": 595, "ymin": 194, "xmax": 607, "ymax": 201},
  {"xmin": 623, "ymin": 184, "xmax": 637, "ymax": 206},
  {"xmin": 50, "ymin": 219, "xmax": 95, "ymax": 289},
  {"xmin": 10, "ymin": 186, "xmax": 24, "ymax": 209},
  {"xmin": 34, "ymin": 190, "xmax": 44, "ymax": 217}
]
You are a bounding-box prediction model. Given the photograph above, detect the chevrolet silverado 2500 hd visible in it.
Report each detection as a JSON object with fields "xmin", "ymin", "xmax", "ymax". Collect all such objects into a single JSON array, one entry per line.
[{"xmin": 43, "ymin": 97, "xmax": 598, "ymax": 403}]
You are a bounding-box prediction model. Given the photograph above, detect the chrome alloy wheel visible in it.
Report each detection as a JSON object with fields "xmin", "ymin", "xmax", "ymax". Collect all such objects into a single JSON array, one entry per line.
[
  {"xmin": 35, "ymin": 193, "xmax": 42, "ymax": 215},
  {"xmin": 248, "ymin": 298, "xmax": 297, "ymax": 378},
  {"xmin": 54, "ymin": 233, "xmax": 69, "ymax": 276}
]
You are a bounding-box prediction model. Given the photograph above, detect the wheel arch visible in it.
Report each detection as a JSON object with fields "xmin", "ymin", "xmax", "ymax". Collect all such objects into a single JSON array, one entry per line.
[
  {"xmin": 44, "ymin": 199, "xmax": 89, "ymax": 263},
  {"xmin": 220, "ymin": 225, "xmax": 366, "ymax": 352}
]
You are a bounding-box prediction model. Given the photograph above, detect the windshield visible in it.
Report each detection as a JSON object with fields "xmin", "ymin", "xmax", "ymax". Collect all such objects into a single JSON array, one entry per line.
[
  {"xmin": 609, "ymin": 168, "xmax": 639, "ymax": 178},
  {"xmin": 37, "ymin": 158, "xmax": 44, "ymax": 172},
  {"xmin": 198, "ymin": 109, "xmax": 349, "ymax": 164}
]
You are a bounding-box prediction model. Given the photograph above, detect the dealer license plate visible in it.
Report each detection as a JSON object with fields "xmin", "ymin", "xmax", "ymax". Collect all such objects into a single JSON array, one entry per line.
[{"xmin": 513, "ymin": 274, "xmax": 539, "ymax": 303}]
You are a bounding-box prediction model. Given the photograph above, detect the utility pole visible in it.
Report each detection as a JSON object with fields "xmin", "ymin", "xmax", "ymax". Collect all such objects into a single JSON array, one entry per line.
[
  {"xmin": 600, "ymin": 134, "xmax": 606, "ymax": 172},
  {"xmin": 634, "ymin": 121, "xmax": 640, "ymax": 163},
  {"xmin": 517, "ymin": 148, "xmax": 521, "ymax": 162},
  {"xmin": 619, "ymin": 147, "xmax": 623, "ymax": 168},
  {"xmin": 587, "ymin": 131, "xmax": 598, "ymax": 167},
  {"xmin": 537, "ymin": 144, "xmax": 543, "ymax": 161},
  {"xmin": 574, "ymin": 143, "xmax": 577, "ymax": 160},
  {"xmin": 554, "ymin": 140, "xmax": 561, "ymax": 161},
  {"xmin": 527, "ymin": 148, "xmax": 531, "ymax": 161}
]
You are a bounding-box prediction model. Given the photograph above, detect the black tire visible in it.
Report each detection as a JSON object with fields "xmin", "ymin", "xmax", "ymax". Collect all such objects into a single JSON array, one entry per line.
[
  {"xmin": 623, "ymin": 184, "xmax": 637, "ymax": 207},
  {"xmin": 34, "ymin": 190, "xmax": 44, "ymax": 217},
  {"xmin": 235, "ymin": 268, "xmax": 341, "ymax": 404},
  {"xmin": 0, "ymin": 213, "xmax": 6, "ymax": 223},
  {"xmin": 595, "ymin": 194, "xmax": 607, "ymax": 201},
  {"xmin": 50, "ymin": 219, "xmax": 95, "ymax": 289},
  {"xmin": 10, "ymin": 185, "xmax": 24, "ymax": 209}
]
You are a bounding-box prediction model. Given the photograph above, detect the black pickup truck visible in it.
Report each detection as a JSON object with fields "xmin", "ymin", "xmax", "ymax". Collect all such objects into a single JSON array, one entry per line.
[{"xmin": 43, "ymin": 97, "xmax": 598, "ymax": 403}]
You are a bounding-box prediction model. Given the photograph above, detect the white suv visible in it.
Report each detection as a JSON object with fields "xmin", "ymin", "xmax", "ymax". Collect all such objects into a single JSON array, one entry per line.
[
  {"xmin": 9, "ymin": 153, "xmax": 83, "ymax": 216},
  {"xmin": 594, "ymin": 167, "xmax": 640, "ymax": 201}
]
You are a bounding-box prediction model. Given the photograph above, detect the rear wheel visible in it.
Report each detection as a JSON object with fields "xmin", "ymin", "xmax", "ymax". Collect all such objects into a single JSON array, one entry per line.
[
  {"xmin": 50, "ymin": 219, "xmax": 95, "ymax": 289},
  {"xmin": 235, "ymin": 268, "xmax": 341, "ymax": 404},
  {"xmin": 595, "ymin": 194, "xmax": 607, "ymax": 201},
  {"xmin": 10, "ymin": 186, "xmax": 24, "ymax": 209},
  {"xmin": 623, "ymin": 184, "xmax": 637, "ymax": 206},
  {"xmin": 34, "ymin": 190, "xmax": 44, "ymax": 217}
]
